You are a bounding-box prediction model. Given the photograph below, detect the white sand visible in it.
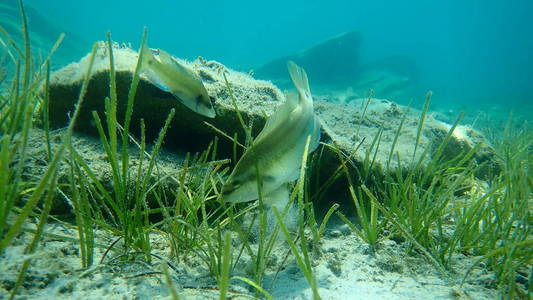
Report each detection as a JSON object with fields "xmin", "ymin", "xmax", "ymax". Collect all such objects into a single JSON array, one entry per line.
[{"xmin": 0, "ymin": 219, "xmax": 497, "ymax": 299}]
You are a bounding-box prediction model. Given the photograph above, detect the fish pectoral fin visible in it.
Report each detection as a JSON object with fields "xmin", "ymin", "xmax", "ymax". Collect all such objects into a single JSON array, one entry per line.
[
  {"xmin": 158, "ymin": 49, "xmax": 195, "ymax": 77},
  {"xmin": 264, "ymin": 183, "xmax": 291, "ymax": 208},
  {"xmin": 143, "ymin": 69, "xmax": 172, "ymax": 93},
  {"xmin": 258, "ymin": 106, "xmax": 290, "ymax": 139},
  {"xmin": 172, "ymin": 89, "xmax": 198, "ymax": 105},
  {"xmin": 255, "ymin": 92, "xmax": 299, "ymax": 141},
  {"xmin": 286, "ymin": 167, "xmax": 301, "ymax": 182}
]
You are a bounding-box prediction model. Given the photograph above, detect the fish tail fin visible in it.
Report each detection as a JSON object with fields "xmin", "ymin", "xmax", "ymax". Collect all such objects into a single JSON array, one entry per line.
[
  {"xmin": 288, "ymin": 61, "xmax": 321, "ymax": 152},
  {"xmin": 287, "ymin": 61, "xmax": 311, "ymax": 101}
]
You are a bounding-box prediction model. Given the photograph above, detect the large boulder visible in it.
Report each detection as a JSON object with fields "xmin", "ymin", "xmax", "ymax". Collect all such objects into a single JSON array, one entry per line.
[
  {"xmin": 251, "ymin": 31, "xmax": 420, "ymax": 104},
  {"xmin": 253, "ymin": 31, "xmax": 362, "ymax": 88},
  {"xmin": 49, "ymin": 43, "xmax": 283, "ymax": 158},
  {"xmin": 47, "ymin": 43, "xmax": 499, "ymax": 203}
]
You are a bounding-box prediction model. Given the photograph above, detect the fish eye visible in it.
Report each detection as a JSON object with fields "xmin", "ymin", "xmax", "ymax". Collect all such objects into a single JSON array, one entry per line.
[
  {"xmin": 231, "ymin": 178, "xmax": 242, "ymax": 189},
  {"xmin": 222, "ymin": 179, "xmax": 241, "ymax": 195},
  {"xmin": 264, "ymin": 175, "xmax": 275, "ymax": 182},
  {"xmin": 231, "ymin": 179, "xmax": 241, "ymax": 188}
]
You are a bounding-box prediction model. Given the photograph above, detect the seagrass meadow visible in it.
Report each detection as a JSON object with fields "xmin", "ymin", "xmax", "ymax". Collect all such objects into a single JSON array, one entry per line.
[{"xmin": 0, "ymin": 1, "xmax": 532, "ymax": 299}]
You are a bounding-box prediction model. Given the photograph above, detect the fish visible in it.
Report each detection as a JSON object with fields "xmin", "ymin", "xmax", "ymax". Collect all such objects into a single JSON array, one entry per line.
[
  {"xmin": 140, "ymin": 46, "xmax": 216, "ymax": 118},
  {"xmin": 221, "ymin": 61, "xmax": 321, "ymax": 204}
]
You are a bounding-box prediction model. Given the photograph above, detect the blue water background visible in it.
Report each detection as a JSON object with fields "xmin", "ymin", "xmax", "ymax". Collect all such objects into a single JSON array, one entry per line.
[{"xmin": 26, "ymin": 0, "xmax": 533, "ymax": 112}]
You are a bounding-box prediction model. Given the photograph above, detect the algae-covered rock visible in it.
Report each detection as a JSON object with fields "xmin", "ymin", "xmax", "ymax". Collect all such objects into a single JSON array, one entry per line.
[
  {"xmin": 314, "ymin": 98, "xmax": 499, "ymax": 179},
  {"xmin": 254, "ymin": 30, "xmax": 362, "ymax": 88},
  {"xmin": 49, "ymin": 43, "xmax": 282, "ymax": 157},
  {"xmin": 47, "ymin": 43, "xmax": 499, "ymax": 202},
  {"xmin": 21, "ymin": 128, "xmax": 188, "ymax": 214}
]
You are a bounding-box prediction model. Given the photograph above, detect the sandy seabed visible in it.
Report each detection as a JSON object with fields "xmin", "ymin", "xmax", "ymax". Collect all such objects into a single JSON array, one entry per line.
[{"xmin": 0, "ymin": 216, "xmax": 497, "ymax": 300}]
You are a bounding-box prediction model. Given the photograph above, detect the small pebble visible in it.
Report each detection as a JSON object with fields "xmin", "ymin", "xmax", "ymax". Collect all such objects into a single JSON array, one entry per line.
[{"xmin": 327, "ymin": 230, "xmax": 342, "ymax": 238}]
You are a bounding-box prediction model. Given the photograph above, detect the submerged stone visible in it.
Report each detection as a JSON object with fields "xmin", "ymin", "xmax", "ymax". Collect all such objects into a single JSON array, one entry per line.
[
  {"xmin": 46, "ymin": 43, "xmax": 499, "ymax": 207},
  {"xmin": 254, "ymin": 31, "xmax": 362, "ymax": 88},
  {"xmin": 252, "ymin": 31, "xmax": 420, "ymax": 103}
]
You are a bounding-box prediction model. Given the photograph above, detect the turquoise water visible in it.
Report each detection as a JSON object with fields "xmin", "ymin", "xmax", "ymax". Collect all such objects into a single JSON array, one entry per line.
[{"xmin": 10, "ymin": 0, "xmax": 533, "ymax": 113}]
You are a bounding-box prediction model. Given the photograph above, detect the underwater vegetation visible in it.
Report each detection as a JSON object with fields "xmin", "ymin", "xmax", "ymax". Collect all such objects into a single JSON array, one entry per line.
[{"xmin": 0, "ymin": 1, "xmax": 531, "ymax": 299}]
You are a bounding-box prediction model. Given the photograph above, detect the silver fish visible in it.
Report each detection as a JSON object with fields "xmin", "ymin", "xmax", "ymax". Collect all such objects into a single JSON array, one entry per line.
[
  {"xmin": 221, "ymin": 61, "xmax": 320, "ymax": 204},
  {"xmin": 141, "ymin": 46, "xmax": 216, "ymax": 118}
]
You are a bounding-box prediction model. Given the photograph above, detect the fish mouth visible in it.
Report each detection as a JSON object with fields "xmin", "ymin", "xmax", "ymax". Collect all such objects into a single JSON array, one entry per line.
[
  {"xmin": 221, "ymin": 179, "xmax": 240, "ymax": 196},
  {"xmin": 219, "ymin": 187, "xmax": 239, "ymax": 203},
  {"xmin": 196, "ymin": 108, "xmax": 215, "ymax": 118},
  {"xmin": 203, "ymin": 109, "xmax": 216, "ymax": 118},
  {"xmin": 195, "ymin": 98, "xmax": 216, "ymax": 118}
]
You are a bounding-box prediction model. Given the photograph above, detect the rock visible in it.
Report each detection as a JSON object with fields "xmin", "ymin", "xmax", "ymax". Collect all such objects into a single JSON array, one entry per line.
[
  {"xmin": 351, "ymin": 55, "xmax": 419, "ymax": 103},
  {"xmin": 253, "ymin": 31, "xmax": 362, "ymax": 88},
  {"xmin": 22, "ymin": 128, "xmax": 186, "ymax": 215},
  {"xmin": 46, "ymin": 43, "xmax": 499, "ymax": 206},
  {"xmin": 49, "ymin": 42, "xmax": 283, "ymax": 157},
  {"xmin": 251, "ymin": 30, "xmax": 419, "ymax": 103},
  {"xmin": 313, "ymin": 97, "xmax": 499, "ymax": 179}
]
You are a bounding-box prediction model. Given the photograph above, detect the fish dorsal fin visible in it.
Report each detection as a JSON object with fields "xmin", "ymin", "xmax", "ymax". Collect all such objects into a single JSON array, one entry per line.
[
  {"xmin": 156, "ymin": 49, "xmax": 175, "ymax": 65},
  {"xmin": 157, "ymin": 49, "xmax": 195, "ymax": 77},
  {"xmin": 255, "ymin": 93, "xmax": 296, "ymax": 141},
  {"xmin": 287, "ymin": 61, "xmax": 311, "ymax": 103},
  {"xmin": 144, "ymin": 69, "xmax": 171, "ymax": 92}
]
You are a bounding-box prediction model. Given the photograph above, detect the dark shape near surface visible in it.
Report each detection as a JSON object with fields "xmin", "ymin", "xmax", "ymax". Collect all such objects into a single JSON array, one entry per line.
[{"xmin": 254, "ymin": 31, "xmax": 362, "ymax": 87}]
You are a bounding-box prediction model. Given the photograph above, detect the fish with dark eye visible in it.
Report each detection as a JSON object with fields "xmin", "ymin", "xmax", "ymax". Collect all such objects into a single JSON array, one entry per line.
[
  {"xmin": 140, "ymin": 46, "xmax": 216, "ymax": 118},
  {"xmin": 221, "ymin": 61, "xmax": 321, "ymax": 205}
]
